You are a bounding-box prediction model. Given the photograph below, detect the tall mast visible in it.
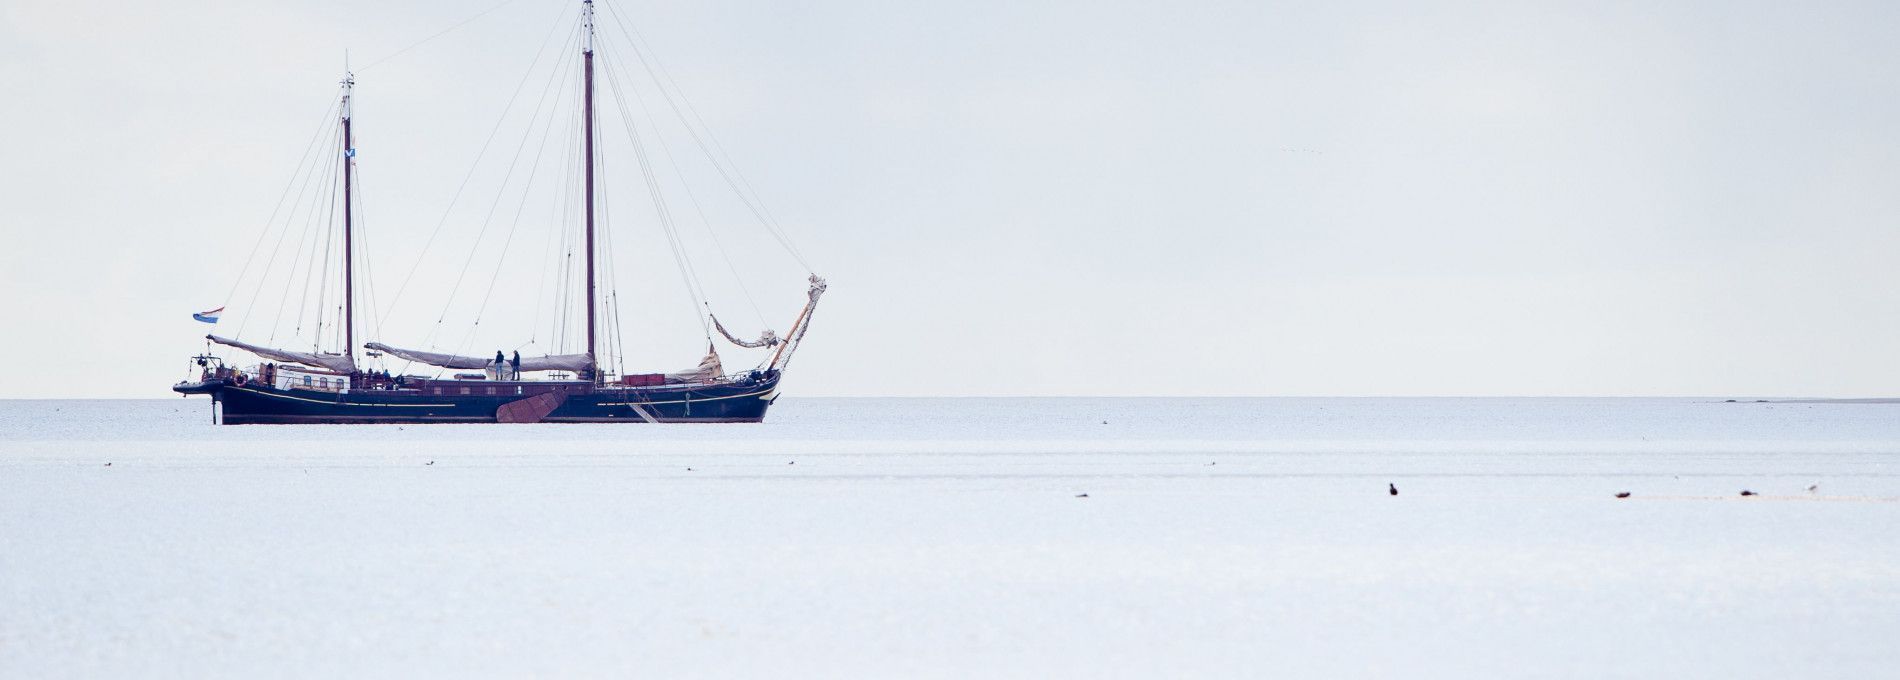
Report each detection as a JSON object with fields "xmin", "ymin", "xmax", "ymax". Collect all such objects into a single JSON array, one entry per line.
[
  {"xmin": 582, "ymin": 0, "xmax": 598, "ymax": 382},
  {"xmin": 341, "ymin": 71, "xmax": 356, "ymax": 371}
]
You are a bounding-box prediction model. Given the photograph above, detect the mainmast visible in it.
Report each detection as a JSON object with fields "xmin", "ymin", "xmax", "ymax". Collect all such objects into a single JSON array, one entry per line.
[
  {"xmin": 582, "ymin": 0, "xmax": 599, "ymax": 382},
  {"xmin": 341, "ymin": 72, "xmax": 356, "ymax": 371}
]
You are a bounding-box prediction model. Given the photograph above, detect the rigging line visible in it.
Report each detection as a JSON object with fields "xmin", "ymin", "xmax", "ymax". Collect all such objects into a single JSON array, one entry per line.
[
  {"xmin": 448, "ymin": 51, "xmax": 579, "ymax": 360},
  {"xmin": 312, "ymin": 141, "xmax": 342, "ymax": 353},
  {"xmin": 621, "ymin": 25, "xmax": 805, "ymax": 269},
  {"xmin": 600, "ymin": 3, "xmax": 812, "ymax": 270},
  {"xmin": 354, "ymin": 165, "xmax": 386, "ymax": 349},
  {"xmin": 551, "ymin": 143, "xmax": 577, "ymax": 355},
  {"xmin": 268, "ymin": 126, "xmax": 343, "ymax": 344},
  {"xmin": 595, "ymin": 29, "xmax": 766, "ymax": 327},
  {"xmin": 597, "ymin": 47, "xmax": 712, "ymax": 337},
  {"xmin": 413, "ymin": 27, "xmax": 579, "ymax": 369},
  {"xmin": 616, "ymin": 27, "xmax": 810, "ymax": 273},
  {"xmin": 267, "ymin": 146, "xmax": 330, "ymax": 345},
  {"xmin": 589, "ymin": 105, "xmax": 618, "ymax": 371},
  {"xmin": 427, "ymin": 22, "xmax": 581, "ymax": 341},
  {"xmin": 557, "ymin": 84, "xmax": 586, "ymax": 356},
  {"xmin": 611, "ymin": 291, "xmax": 627, "ymax": 377},
  {"xmin": 235, "ymin": 102, "xmax": 342, "ymax": 338},
  {"xmin": 377, "ymin": 2, "xmax": 574, "ymax": 330},
  {"xmin": 597, "ymin": 159, "xmax": 616, "ymax": 372},
  {"xmin": 356, "ymin": 168, "xmax": 378, "ymax": 344},
  {"xmin": 599, "ymin": 8, "xmax": 777, "ymax": 220},
  {"xmin": 222, "ymin": 96, "xmax": 342, "ymax": 312},
  {"xmin": 600, "ymin": 153, "xmax": 637, "ymax": 374},
  {"xmin": 606, "ymin": 221, "xmax": 629, "ymax": 378},
  {"xmin": 548, "ymin": 134, "xmax": 574, "ymax": 358},
  {"xmin": 356, "ymin": 0, "xmax": 528, "ymax": 72},
  {"xmin": 529, "ymin": 92, "xmax": 582, "ymax": 345}
]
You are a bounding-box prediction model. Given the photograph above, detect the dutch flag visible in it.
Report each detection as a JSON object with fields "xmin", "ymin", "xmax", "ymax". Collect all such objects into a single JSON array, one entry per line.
[{"xmin": 192, "ymin": 307, "xmax": 224, "ymax": 324}]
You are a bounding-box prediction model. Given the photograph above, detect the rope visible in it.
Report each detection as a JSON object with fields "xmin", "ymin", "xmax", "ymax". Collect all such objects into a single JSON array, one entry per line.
[
  {"xmin": 594, "ymin": 25, "xmax": 768, "ymax": 327},
  {"xmin": 356, "ymin": 0, "xmax": 528, "ymax": 72},
  {"xmin": 377, "ymin": 2, "xmax": 574, "ymax": 331},
  {"xmin": 420, "ymin": 22, "xmax": 581, "ymax": 355},
  {"xmin": 267, "ymin": 125, "xmax": 342, "ymax": 344},
  {"xmin": 235, "ymin": 97, "xmax": 342, "ymax": 339},
  {"xmin": 447, "ymin": 42, "xmax": 581, "ymax": 360},
  {"xmin": 528, "ymin": 98, "xmax": 583, "ymax": 349},
  {"xmin": 311, "ymin": 140, "xmax": 342, "ymax": 352},
  {"xmin": 595, "ymin": 40, "xmax": 713, "ymax": 339},
  {"xmin": 221, "ymin": 96, "xmax": 340, "ymax": 317},
  {"xmin": 600, "ymin": 2, "xmax": 813, "ymax": 271}
]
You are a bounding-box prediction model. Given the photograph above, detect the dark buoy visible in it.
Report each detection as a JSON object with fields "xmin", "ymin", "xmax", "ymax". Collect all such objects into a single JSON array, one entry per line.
[
  {"xmin": 1808, "ymin": 484, "xmax": 1818, "ymax": 493},
  {"xmin": 1075, "ymin": 493, "xmax": 1089, "ymax": 498},
  {"xmin": 687, "ymin": 467, "xmax": 695, "ymax": 472},
  {"xmin": 788, "ymin": 461, "xmax": 796, "ymax": 465},
  {"xmin": 1740, "ymin": 490, "xmax": 1756, "ymax": 496},
  {"xmin": 103, "ymin": 462, "xmax": 112, "ymax": 467},
  {"xmin": 425, "ymin": 461, "xmax": 435, "ymax": 466},
  {"xmin": 1388, "ymin": 483, "xmax": 1398, "ymax": 496},
  {"xmin": 1615, "ymin": 492, "xmax": 1631, "ymax": 498}
]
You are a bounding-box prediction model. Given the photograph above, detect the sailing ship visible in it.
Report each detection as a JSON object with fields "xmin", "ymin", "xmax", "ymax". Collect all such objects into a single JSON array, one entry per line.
[{"xmin": 174, "ymin": 0, "xmax": 824, "ymax": 424}]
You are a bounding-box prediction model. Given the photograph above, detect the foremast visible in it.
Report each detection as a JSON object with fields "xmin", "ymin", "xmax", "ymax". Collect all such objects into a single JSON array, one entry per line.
[{"xmin": 341, "ymin": 71, "xmax": 357, "ymax": 374}]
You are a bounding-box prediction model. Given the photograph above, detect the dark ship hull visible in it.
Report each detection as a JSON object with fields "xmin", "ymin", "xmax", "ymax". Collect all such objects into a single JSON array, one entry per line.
[{"xmin": 176, "ymin": 371, "xmax": 781, "ymax": 424}]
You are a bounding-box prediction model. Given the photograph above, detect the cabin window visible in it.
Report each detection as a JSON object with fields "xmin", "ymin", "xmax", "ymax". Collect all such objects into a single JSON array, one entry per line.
[
  {"xmin": 433, "ymin": 387, "xmax": 442, "ymax": 396},
  {"xmin": 516, "ymin": 386, "xmax": 523, "ymax": 395},
  {"xmin": 303, "ymin": 376, "xmax": 312, "ymax": 387},
  {"xmin": 486, "ymin": 387, "xmax": 496, "ymax": 396},
  {"xmin": 460, "ymin": 387, "xmax": 471, "ymax": 395}
]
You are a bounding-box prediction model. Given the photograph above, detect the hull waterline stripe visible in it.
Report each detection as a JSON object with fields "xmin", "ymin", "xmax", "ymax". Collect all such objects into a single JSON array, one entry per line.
[
  {"xmin": 598, "ymin": 388, "xmax": 773, "ymax": 406},
  {"xmin": 229, "ymin": 386, "xmax": 452, "ymax": 407}
]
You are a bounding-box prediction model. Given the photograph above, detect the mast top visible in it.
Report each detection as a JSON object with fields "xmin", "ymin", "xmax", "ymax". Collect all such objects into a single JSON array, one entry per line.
[
  {"xmin": 340, "ymin": 71, "xmax": 355, "ymax": 119},
  {"xmin": 582, "ymin": 0, "xmax": 595, "ymax": 54}
]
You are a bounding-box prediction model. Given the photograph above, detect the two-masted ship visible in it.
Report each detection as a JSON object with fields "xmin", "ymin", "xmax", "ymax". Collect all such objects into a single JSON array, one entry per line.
[{"xmin": 175, "ymin": 1, "xmax": 824, "ymax": 424}]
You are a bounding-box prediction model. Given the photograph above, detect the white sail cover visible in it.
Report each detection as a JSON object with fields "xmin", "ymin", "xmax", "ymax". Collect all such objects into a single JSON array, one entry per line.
[
  {"xmin": 208, "ymin": 335, "xmax": 356, "ymax": 374},
  {"xmin": 665, "ymin": 349, "xmax": 724, "ymax": 384},
  {"xmin": 363, "ymin": 342, "xmax": 593, "ymax": 373}
]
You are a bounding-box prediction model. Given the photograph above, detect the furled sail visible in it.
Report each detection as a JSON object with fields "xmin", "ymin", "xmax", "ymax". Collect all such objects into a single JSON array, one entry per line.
[
  {"xmin": 207, "ymin": 335, "xmax": 356, "ymax": 374},
  {"xmin": 363, "ymin": 342, "xmax": 593, "ymax": 373},
  {"xmin": 665, "ymin": 348, "xmax": 724, "ymax": 384},
  {"xmin": 711, "ymin": 315, "xmax": 779, "ymax": 349}
]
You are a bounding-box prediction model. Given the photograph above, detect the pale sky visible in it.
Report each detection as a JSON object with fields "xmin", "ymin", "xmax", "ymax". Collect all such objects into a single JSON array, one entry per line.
[{"xmin": 3, "ymin": 0, "xmax": 1898, "ymax": 398}]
